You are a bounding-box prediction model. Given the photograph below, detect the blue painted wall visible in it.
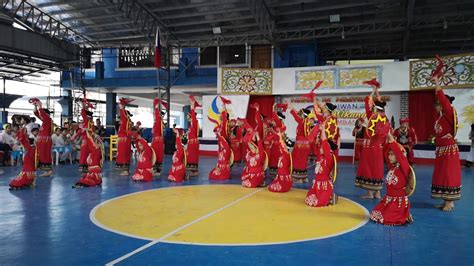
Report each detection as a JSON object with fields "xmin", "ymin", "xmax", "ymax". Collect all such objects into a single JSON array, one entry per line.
[
  {"xmin": 61, "ymin": 43, "xmax": 321, "ymax": 89},
  {"xmin": 273, "ymin": 43, "xmax": 320, "ymax": 68},
  {"xmin": 61, "ymin": 48, "xmax": 217, "ymax": 89}
]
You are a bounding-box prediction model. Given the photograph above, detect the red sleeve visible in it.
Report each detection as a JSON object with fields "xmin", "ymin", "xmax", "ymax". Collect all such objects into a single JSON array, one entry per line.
[
  {"xmin": 81, "ymin": 109, "xmax": 89, "ymax": 128},
  {"xmin": 191, "ymin": 110, "xmax": 198, "ymax": 135},
  {"xmin": 365, "ymin": 96, "xmax": 373, "ymax": 119},
  {"xmin": 410, "ymin": 128, "xmax": 417, "ymax": 144},
  {"xmin": 272, "ymin": 112, "xmax": 283, "ymax": 129},
  {"xmin": 389, "ymin": 142, "xmax": 410, "ymax": 178},
  {"xmin": 257, "ymin": 139, "xmax": 265, "ymax": 159},
  {"xmin": 290, "ymin": 109, "xmax": 303, "ymax": 125},
  {"xmin": 33, "ymin": 110, "xmax": 40, "ymax": 120},
  {"xmin": 321, "ymin": 140, "xmax": 332, "ymax": 162},
  {"xmin": 175, "ymin": 134, "xmax": 183, "ymax": 155},
  {"xmin": 36, "ymin": 108, "xmax": 50, "ymax": 122},
  {"xmin": 153, "ymin": 109, "xmax": 162, "ymax": 137},
  {"xmin": 308, "ymin": 126, "xmax": 320, "ymax": 143},
  {"xmin": 436, "ymin": 90, "xmax": 454, "ymax": 123}
]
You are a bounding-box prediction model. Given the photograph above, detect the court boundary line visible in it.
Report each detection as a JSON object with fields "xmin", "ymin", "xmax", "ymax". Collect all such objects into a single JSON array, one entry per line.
[{"xmin": 103, "ymin": 187, "xmax": 265, "ymax": 265}]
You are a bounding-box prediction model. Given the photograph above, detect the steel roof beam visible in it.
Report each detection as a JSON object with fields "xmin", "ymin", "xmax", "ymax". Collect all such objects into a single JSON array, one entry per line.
[{"xmin": 247, "ymin": 0, "xmax": 275, "ymax": 41}]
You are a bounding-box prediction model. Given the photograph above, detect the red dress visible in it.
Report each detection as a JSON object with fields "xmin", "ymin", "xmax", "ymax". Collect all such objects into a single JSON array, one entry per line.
[
  {"xmin": 370, "ymin": 142, "xmax": 412, "ymax": 225},
  {"xmin": 355, "ymin": 97, "xmax": 390, "ymax": 191},
  {"xmin": 323, "ymin": 114, "xmax": 340, "ymax": 156},
  {"xmin": 290, "ymin": 109, "xmax": 311, "ymax": 182},
  {"xmin": 9, "ymin": 130, "xmax": 36, "ymax": 189},
  {"xmin": 186, "ymin": 109, "xmax": 199, "ymax": 174},
  {"xmin": 268, "ymin": 143, "xmax": 292, "ymax": 193},
  {"xmin": 352, "ymin": 126, "xmax": 366, "ymax": 161},
  {"xmin": 305, "ymin": 140, "xmax": 335, "ymax": 207},
  {"xmin": 241, "ymin": 139, "xmax": 265, "ymax": 188},
  {"xmin": 75, "ymin": 132, "xmax": 103, "ymax": 187},
  {"xmin": 132, "ymin": 138, "xmax": 154, "ymax": 182},
  {"xmin": 263, "ymin": 130, "xmax": 279, "ymax": 173},
  {"xmin": 168, "ymin": 135, "xmax": 186, "ymax": 182},
  {"xmin": 431, "ymin": 90, "xmax": 461, "ymax": 200},
  {"xmin": 79, "ymin": 108, "xmax": 93, "ymax": 172},
  {"xmin": 116, "ymin": 108, "xmax": 132, "ymax": 171},
  {"xmin": 34, "ymin": 108, "xmax": 52, "ymax": 171},
  {"xmin": 230, "ymin": 126, "xmax": 243, "ymax": 163},
  {"xmin": 394, "ymin": 127, "xmax": 417, "ymax": 164},
  {"xmin": 209, "ymin": 135, "xmax": 231, "ymax": 180},
  {"xmin": 151, "ymin": 106, "xmax": 164, "ymax": 173}
]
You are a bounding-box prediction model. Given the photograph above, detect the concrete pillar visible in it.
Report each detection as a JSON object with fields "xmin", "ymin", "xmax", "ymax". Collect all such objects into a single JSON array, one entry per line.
[
  {"xmin": 106, "ymin": 92, "xmax": 117, "ymax": 135},
  {"xmin": 183, "ymin": 105, "xmax": 190, "ymax": 129}
]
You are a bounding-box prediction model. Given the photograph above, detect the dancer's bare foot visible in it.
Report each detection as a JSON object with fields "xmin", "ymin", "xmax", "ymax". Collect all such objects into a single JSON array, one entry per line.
[
  {"xmin": 442, "ymin": 201, "xmax": 454, "ymax": 212},
  {"xmin": 374, "ymin": 190, "xmax": 382, "ymax": 199},
  {"xmin": 118, "ymin": 171, "xmax": 129, "ymax": 176},
  {"xmin": 360, "ymin": 191, "xmax": 375, "ymax": 199},
  {"xmin": 40, "ymin": 171, "xmax": 52, "ymax": 177},
  {"xmin": 434, "ymin": 203, "xmax": 445, "ymax": 209}
]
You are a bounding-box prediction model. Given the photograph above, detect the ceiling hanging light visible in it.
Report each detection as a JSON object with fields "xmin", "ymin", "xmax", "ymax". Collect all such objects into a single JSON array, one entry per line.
[{"xmin": 212, "ymin": 27, "xmax": 221, "ymax": 34}]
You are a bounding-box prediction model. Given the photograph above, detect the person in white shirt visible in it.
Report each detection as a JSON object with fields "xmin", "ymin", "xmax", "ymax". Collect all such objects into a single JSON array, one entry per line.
[
  {"xmin": 0, "ymin": 124, "xmax": 14, "ymax": 165},
  {"xmin": 26, "ymin": 117, "xmax": 40, "ymax": 136}
]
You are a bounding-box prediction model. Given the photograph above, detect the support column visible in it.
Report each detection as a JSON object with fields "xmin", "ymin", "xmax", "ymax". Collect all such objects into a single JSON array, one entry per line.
[
  {"xmin": 59, "ymin": 89, "xmax": 73, "ymax": 126},
  {"xmin": 106, "ymin": 92, "xmax": 117, "ymax": 135},
  {"xmin": 183, "ymin": 105, "xmax": 190, "ymax": 129},
  {"xmin": 1, "ymin": 78, "xmax": 7, "ymax": 125}
]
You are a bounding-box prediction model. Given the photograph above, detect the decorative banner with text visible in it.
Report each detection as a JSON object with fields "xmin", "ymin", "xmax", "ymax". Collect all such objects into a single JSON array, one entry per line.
[
  {"xmin": 221, "ymin": 68, "xmax": 272, "ymax": 95},
  {"xmin": 281, "ymin": 94, "xmax": 400, "ymax": 141},
  {"xmin": 410, "ymin": 53, "xmax": 474, "ymax": 90}
]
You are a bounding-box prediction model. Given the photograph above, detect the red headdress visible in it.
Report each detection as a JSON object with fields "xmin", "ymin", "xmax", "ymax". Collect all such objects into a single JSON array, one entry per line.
[
  {"xmin": 250, "ymin": 102, "xmax": 260, "ymax": 110},
  {"xmin": 430, "ymin": 54, "xmax": 445, "ymax": 79},
  {"xmin": 83, "ymin": 95, "xmax": 95, "ymax": 109},
  {"xmin": 153, "ymin": 97, "xmax": 168, "ymax": 109},
  {"xmin": 28, "ymin": 97, "xmax": 41, "ymax": 105},
  {"xmin": 119, "ymin": 98, "xmax": 134, "ymax": 105},
  {"xmin": 363, "ymin": 78, "xmax": 381, "ymax": 88},
  {"xmin": 189, "ymin": 95, "xmax": 202, "ymax": 108},
  {"xmin": 219, "ymin": 96, "xmax": 232, "ymax": 105},
  {"xmin": 399, "ymin": 117, "xmax": 409, "ymax": 124},
  {"xmin": 275, "ymin": 103, "xmax": 288, "ymax": 112},
  {"xmin": 302, "ymin": 80, "xmax": 323, "ymax": 102}
]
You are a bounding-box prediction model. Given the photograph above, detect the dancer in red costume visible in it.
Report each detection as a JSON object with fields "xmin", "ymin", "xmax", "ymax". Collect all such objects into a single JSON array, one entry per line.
[
  {"xmin": 314, "ymin": 100, "xmax": 340, "ymax": 155},
  {"xmin": 262, "ymin": 122, "xmax": 275, "ymax": 173},
  {"xmin": 288, "ymin": 103, "xmax": 312, "ymax": 183},
  {"xmin": 30, "ymin": 98, "xmax": 53, "ymax": 177},
  {"xmin": 131, "ymin": 137, "xmax": 155, "ymax": 182},
  {"xmin": 370, "ymin": 131, "xmax": 414, "ymax": 225},
  {"xmin": 431, "ymin": 75, "xmax": 462, "ymax": 212},
  {"xmin": 268, "ymin": 129, "xmax": 293, "ymax": 193},
  {"xmin": 219, "ymin": 96, "xmax": 231, "ymax": 140},
  {"xmin": 229, "ymin": 119, "xmax": 243, "ymax": 164},
  {"xmin": 73, "ymin": 129, "xmax": 104, "ymax": 188},
  {"xmin": 168, "ymin": 129, "xmax": 187, "ymax": 182},
  {"xmin": 352, "ymin": 118, "xmax": 366, "ymax": 162},
  {"xmin": 9, "ymin": 128, "xmax": 37, "ymax": 190},
  {"xmin": 151, "ymin": 98, "xmax": 166, "ymax": 176},
  {"xmin": 305, "ymin": 122, "xmax": 337, "ymax": 207},
  {"xmin": 186, "ymin": 95, "xmax": 201, "ymax": 177},
  {"xmin": 241, "ymin": 128, "xmax": 266, "ymax": 188},
  {"xmin": 116, "ymin": 98, "xmax": 133, "ymax": 176},
  {"xmin": 355, "ymin": 79, "xmax": 390, "ymax": 199},
  {"xmin": 209, "ymin": 130, "xmax": 232, "ymax": 180},
  {"xmin": 394, "ymin": 117, "xmax": 418, "ymax": 165},
  {"xmin": 78, "ymin": 100, "xmax": 95, "ymax": 173}
]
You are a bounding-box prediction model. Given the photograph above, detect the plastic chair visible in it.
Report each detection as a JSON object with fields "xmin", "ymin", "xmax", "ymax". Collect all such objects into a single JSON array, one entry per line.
[{"xmin": 109, "ymin": 135, "xmax": 118, "ymax": 161}]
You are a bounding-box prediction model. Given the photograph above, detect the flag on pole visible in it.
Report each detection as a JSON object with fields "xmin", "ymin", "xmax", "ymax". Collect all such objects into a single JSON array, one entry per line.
[{"xmin": 154, "ymin": 27, "xmax": 161, "ymax": 68}]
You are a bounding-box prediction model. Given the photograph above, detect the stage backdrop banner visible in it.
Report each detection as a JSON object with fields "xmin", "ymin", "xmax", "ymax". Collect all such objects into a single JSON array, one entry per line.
[
  {"xmin": 410, "ymin": 53, "xmax": 474, "ymax": 90},
  {"xmin": 281, "ymin": 93, "xmax": 401, "ymax": 141},
  {"xmin": 202, "ymin": 95, "xmax": 250, "ymax": 138}
]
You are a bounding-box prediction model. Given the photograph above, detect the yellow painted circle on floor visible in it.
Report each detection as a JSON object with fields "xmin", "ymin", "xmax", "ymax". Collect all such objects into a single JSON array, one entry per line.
[{"xmin": 91, "ymin": 185, "xmax": 369, "ymax": 245}]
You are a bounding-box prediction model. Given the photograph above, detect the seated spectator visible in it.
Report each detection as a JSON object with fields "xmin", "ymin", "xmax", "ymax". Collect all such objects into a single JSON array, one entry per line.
[
  {"xmin": 30, "ymin": 127, "xmax": 39, "ymax": 143},
  {"xmin": 95, "ymin": 119, "xmax": 105, "ymax": 137},
  {"xmin": 0, "ymin": 124, "xmax": 15, "ymax": 165}
]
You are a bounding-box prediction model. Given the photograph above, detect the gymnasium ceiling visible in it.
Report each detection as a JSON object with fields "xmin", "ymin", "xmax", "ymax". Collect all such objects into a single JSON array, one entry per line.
[{"xmin": 2, "ymin": 0, "xmax": 473, "ymax": 61}]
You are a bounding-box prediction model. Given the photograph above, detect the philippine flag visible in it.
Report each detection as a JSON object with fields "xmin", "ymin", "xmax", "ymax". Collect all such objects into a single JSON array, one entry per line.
[{"xmin": 154, "ymin": 27, "xmax": 161, "ymax": 68}]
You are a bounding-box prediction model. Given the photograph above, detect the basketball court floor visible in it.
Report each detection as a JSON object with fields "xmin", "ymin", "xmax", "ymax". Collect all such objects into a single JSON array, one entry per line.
[{"xmin": 0, "ymin": 156, "xmax": 473, "ymax": 265}]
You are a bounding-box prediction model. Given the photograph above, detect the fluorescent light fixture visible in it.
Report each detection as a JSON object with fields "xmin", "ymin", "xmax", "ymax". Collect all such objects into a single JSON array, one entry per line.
[
  {"xmin": 330, "ymin": 14, "xmax": 340, "ymax": 23},
  {"xmin": 234, "ymin": 54, "xmax": 239, "ymax": 57},
  {"xmin": 212, "ymin": 27, "xmax": 221, "ymax": 34}
]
